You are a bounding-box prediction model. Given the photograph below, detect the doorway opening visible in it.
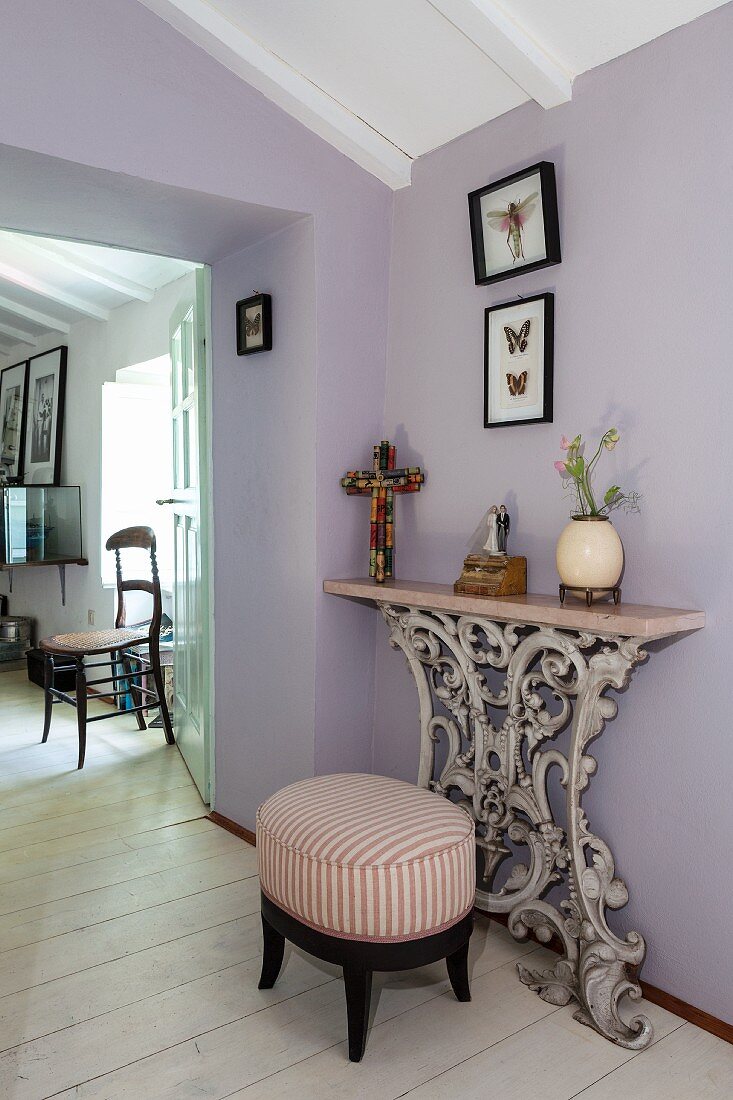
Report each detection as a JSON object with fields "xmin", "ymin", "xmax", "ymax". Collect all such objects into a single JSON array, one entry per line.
[
  {"xmin": 0, "ymin": 227, "xmax": 213, "ymax": 803},
  {"xmin": 0, "ymin": 141, "xmax": 311, "ymax": 827}
]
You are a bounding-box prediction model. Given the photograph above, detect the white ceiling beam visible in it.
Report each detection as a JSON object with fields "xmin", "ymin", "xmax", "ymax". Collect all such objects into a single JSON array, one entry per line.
[
  {"xmin": 0, "ymin": 320, "xmax": 38, "ymax": 348},
  {"xmin": 429, "ymin": 0, "xmax": 572, "ymax": 108},
  {"xmin": 0, "ymin": 293, "xmax": 70, "ymax": 334},
  {"xmin": 137, "ymin": 0, "xmax": 412, "ymax": 189},
  {"xmin": 4, "ymin": 235, "xmax": 155, "ymax": 302},
  {"xmin": 0, "ymin": 261, "xmax": 109, "ymax": 321}
]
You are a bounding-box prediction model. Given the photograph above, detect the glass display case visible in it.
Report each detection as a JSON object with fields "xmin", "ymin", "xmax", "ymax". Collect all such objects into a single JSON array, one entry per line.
[{"xmin": 0, "ymin": 486, "xmax": 83, "ymax": 565}]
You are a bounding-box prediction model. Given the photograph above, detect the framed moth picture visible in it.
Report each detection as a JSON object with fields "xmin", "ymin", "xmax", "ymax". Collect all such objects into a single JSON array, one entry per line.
[
  {"xmin": 468, "ymin": 161, "xmax": 561, "ymax": 286},
  {"xmin": 484, "ymin": 293, "xmax": 553, "ymax": 429},
  {"xmin": 0, "ymin": 359, "xmax": 29, "ymax": 481},
  {"xmin": 236, "ymin": 292, "xmax": 272, "ymax": 356},
  {"xmin": 22, "ymin": 346, "xmax": 67, "ymax": 484}
]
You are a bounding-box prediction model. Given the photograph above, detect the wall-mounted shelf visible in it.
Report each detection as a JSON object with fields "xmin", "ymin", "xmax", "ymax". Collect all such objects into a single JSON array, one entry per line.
[
  {"xmin": 0, "ymin": 557, "xmax": 88, "ymax": 605},
  {"xmin": 1, "ymin": 485, "xmax": 85, "ymax": 605}
]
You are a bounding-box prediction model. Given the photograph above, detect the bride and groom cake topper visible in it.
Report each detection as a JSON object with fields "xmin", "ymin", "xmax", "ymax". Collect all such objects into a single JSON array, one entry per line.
[
  {"xmin": 454, "ymin": 503, "xmax": 524, "ymax": 596},
  {"xmin": 483, "ymin": 504, "xmax": 510, "ymax": 556}
]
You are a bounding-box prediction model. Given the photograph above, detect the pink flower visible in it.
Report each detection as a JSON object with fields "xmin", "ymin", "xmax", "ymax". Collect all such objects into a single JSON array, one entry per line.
[
  {"xmin": 560, "ymin": 435, "xmax": 572, "ymax": 450},
  {"xmin": 554, "ymin": 460, "xmax": 567, "ymax": 473}
]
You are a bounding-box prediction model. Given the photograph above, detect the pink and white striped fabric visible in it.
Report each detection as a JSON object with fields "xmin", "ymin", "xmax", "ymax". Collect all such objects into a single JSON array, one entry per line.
[{"xmin": 256, "ymin": 773, "xmax": 475, "ymax": 942}]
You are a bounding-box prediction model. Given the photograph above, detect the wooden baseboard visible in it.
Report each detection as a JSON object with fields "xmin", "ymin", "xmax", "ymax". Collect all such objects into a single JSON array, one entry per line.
[
  {"xmin": 638, "ymin": 982, "xmax": 733, "ymax": 1045},
  {"xmin": 208, "ymin": 811, "xmax": 256, "ymax": 847},
  {"xmin": 478, "ymin": 907, "xmax": 732, "ymax": 1046}
]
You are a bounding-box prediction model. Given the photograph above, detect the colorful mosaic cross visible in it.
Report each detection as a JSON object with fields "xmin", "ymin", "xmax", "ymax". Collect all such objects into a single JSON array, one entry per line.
[{"xmin": 340, "ymin": 440, "xmax": 425, "ymax": 583}]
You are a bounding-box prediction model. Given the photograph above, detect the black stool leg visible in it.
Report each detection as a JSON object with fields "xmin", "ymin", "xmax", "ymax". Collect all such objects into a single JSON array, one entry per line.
[
  {"xmin": 75, "ymin": 657, "xmax": 87, "ymax": 770},
  {"xmin": 446, "ymin": 938, "xmax": 471, "ymax": 1002},
  {"xmin": 42, "ymin": 654, "xmax": 54, "ymax": 743},
  {"xmin": 258, "ymin": 913, "xmax": 286, "ymax": 989},
  {"xmin": 343, "ymin": 965, "xmax": 373, "ymax": 1062}
]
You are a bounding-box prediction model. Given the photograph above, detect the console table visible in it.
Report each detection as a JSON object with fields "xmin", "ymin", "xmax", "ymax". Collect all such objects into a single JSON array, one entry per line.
[{"xmin": 324, "ymin": 577, "xmax": 704, "ymax": 1049}]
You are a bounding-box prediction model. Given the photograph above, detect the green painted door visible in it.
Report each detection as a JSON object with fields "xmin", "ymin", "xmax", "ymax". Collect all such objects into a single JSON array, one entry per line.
[{"xmin": 167, "ymin": 270, "xmax": 210, "ymax": 801}]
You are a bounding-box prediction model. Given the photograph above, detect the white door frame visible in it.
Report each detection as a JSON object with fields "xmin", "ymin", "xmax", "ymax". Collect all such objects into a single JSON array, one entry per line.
[{"xmin": 200, "ymin": 265, "xmax": 216, "ymax": 806}]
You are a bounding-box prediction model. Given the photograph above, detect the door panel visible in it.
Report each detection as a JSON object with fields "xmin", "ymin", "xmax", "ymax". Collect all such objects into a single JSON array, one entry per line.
[
  {"xmin": 186, "ymin": 517, "xmax": 202, "ymax": 731},
  {"xmin": 173, "ymin": 516, "xmax": 188, "ymax": 711}
]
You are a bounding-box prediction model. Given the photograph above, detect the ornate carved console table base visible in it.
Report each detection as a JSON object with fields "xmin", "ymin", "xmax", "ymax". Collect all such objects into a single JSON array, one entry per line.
[{"xmin": 324, "ymin": 579, "xmax": 704, "ymax": 1050}]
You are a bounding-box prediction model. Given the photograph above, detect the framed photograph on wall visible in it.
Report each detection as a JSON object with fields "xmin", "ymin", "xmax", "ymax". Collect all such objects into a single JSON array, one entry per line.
[
  {"xmin": 0, "ymin": 359, "xmax": 29, "ymax": 481},
  {"xmin": 484, "ymin": 293, "xmax": 553, "ymax": 428},
  {"xmin": 236, "ymin": 292, "xmax": 272, "ymax": 356},
  {"xmin": 469, "ymin": 162, "xmax": 561, "ymax": 286},
  {"xmin": 22, "ymin": 346, "xmax": 67, "ymax": 484}
]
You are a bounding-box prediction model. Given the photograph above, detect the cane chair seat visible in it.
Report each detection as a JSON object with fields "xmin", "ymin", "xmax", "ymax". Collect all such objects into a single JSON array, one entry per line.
[{"xmin": 40, "ymin": 628, "xmax": 149, "ymax": 657}]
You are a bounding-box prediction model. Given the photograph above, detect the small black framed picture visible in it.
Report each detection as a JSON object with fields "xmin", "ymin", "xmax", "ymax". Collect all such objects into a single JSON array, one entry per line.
[
  {"xmin": 236, "ymin": 292, "xmax": 272, "ymax": 356},
  {"xmin": 484, "ymin": 293, "xmax": 553, "ymax": 429},
  {"xmin": 469, "ymin": 161, "xmax": 561, "ymax": 286}
]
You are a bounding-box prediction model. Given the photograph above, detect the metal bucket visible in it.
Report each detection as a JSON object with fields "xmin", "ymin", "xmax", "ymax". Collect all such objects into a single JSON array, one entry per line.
[
  {"xmin": 0, "ymin": 617, "xmax": 30, "ymax": 642},
  {"xmin": 0, "ymin": 618, "xmax": 32, "ymax": 661}
]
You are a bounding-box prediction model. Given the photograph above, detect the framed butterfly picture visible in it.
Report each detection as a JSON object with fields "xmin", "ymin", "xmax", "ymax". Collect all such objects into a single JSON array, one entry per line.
[
  {"xmin": 468, "ymin": 162, "xmax": 560, "ymax": 286},
  {"xmin": 484, "ymin": 293, "xmax": 553, "ymax": 428},
  {"xmin": 236, "ymin": 292, "xmax": 272, "ymax": 356}
]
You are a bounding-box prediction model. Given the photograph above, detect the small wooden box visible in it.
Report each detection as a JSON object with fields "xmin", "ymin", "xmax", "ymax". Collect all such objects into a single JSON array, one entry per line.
[
  {"xmin": 454, "ymin": 555, "xmax": 527, "ymax": 597},
  {"xmin": 27, "ymin": 648, "xmax": 75, "ymax": 690}
]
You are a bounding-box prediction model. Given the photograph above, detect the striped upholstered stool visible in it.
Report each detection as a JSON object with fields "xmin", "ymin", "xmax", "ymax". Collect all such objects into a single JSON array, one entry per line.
[{"xmin": 256, "ymin": 773, "xmax": 476, "ymax": 1061}]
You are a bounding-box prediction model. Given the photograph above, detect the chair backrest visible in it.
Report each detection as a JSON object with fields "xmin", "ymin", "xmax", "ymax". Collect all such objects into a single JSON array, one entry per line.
[
  {"xmin": 105, "ymin": 526, "xmax": 156, "ymax": 553},
  {"xmin": 105, "ymin": 526, "xmax": 162, "ymax": 636}
]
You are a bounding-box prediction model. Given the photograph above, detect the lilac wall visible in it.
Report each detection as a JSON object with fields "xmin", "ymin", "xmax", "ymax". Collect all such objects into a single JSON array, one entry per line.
[
  {"xmin": 376, "ymin": 7, "xmax": 733, "ymax": 1022},
  {"xmin": 0, "ymin": 0, "xmax": 391, "ymax": 814},
  {"xmin": 211, "ymin": 219, "xmax": 317, "ymax": 821}
]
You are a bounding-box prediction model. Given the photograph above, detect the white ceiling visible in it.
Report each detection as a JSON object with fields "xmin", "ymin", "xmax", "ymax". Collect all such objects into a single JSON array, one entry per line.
[
  {"xmin": 213, "ymin": 0, "xmax": 528, "ymax": 157},
  {"xmin": 503, "ymin": 0, "xmax": 726, "ymax": 74},
  {"xmin": 0, "ymin": 230, "xmax": 195, "ymax": 362},
  {"xmin": 138, "ymin": 0, "xmax": 728, "ymax": 187}
]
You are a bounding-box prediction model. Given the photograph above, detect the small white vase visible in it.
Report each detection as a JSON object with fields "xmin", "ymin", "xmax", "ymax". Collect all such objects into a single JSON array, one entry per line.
[{"xmin": 556, "ymin": 516, "xmax": 623, "ymax": 592}]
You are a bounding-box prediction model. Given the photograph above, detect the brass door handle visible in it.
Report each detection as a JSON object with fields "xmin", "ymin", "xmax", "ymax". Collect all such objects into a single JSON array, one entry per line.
[{"xmin": 155, "ymin": 498, "xmax": 181, "ymax": 505}]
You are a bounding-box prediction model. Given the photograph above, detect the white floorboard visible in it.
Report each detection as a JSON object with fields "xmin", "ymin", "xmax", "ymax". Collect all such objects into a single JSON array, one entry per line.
[
  {"xmin": 0, "ymin": 670, "xmax": 727, "ymax": 1099},
  {"xmin": 0, "ymin": 811, "xmax": 219, "ymax": 885}
]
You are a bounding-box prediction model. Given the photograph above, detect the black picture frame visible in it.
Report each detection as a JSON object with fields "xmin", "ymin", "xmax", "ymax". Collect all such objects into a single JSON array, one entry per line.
[
  {"xmin": 236, "ymin": 292, "xmax": 272, "ymax": 356},
  {"xmin": 0, "ymin": 358, "xmax": 29, "ymax": 481},
  {"xmin": 22, "ymin": 345, "xmax": 67, "ymax": 485},
  {"xmin": 468, "ymin": 161, "xmax": 561, "ymax": 286},
  {"xmin": 484, "ymin": 292, "xmax": 554, "ymax": 429}
]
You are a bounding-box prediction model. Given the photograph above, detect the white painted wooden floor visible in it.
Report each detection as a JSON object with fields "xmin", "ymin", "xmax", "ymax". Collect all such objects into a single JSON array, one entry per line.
[{"xmin": 1, "ymin": 669, "xmax": 731, "ymax": 1098}]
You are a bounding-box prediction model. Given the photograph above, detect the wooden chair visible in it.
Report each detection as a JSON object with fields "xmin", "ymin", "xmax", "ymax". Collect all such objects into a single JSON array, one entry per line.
[{"xmin": 39, "ymin": 526, "xmax": 174, "ymax": 769}]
